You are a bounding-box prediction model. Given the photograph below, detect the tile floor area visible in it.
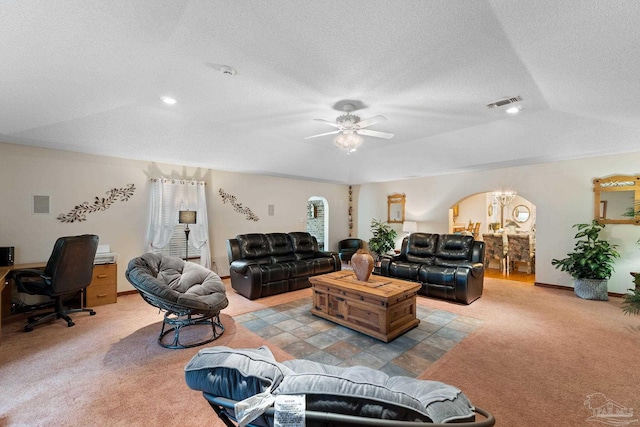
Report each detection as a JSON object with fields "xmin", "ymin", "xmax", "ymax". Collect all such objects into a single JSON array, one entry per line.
[{"xmin": 235, "ymin": 297, "xmax": 483, "ymax": 378}]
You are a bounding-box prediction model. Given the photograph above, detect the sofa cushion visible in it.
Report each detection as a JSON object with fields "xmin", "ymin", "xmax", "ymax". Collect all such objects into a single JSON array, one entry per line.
[
  {"xmin": 289, "ymin": 232, "xmax": 317, "ymax": 260},
  {"xmin": 266, "ymin": 233, "xmax": 296, "ymax": 263},
  {"xmin": 388, "ymin": 261, "xmax": 422, "ymax": 281},
  {"xmin": 184, "ymin": 346, "xmax": 293, "ymax": 402},
  {"xmin": 419, "ymin": 265, "xmax": 456, "ymax": 286},
  {"xmin": 259, "ymin": 263, "xmax": 289, "ymax": 282},
  {"xmin": 406, "ymin": 233, "xmax": 438, "ymax": 264},
  {"xmin": 435, "ymin": 234, "xmax": 474, "ymax": 261},
  {"xmin": 278, "ymin": 359, "xmax": 475, "ymax": 424},
  {"xmin": 284, "ymin": 260, "xmax": 313, "ymax": 278},
  {"xmin": 236, "ymin": 234, "xmax": 271, "ymax": 263},
  {"xmin": 311, "ymin": 256, "xmax": 337, "ymax": 275}
]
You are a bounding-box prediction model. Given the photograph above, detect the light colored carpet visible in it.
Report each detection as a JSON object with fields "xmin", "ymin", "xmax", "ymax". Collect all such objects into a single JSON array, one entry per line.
[{"xmin": 1, "ymin": 278, "xmax": 638, "ymax": 426}]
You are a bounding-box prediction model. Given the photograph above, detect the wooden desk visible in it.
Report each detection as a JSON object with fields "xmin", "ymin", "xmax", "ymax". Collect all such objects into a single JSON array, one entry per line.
[
  {"xmin": 1, "ymin": 263, "xmax": 46, "ymax": 342},
  {"xmin": 309, "ymin": 271, "xmax": 421, "ymax": 342},
  {"xmin": 1, "ymin": 262, "xmax": 117, "ymax": 342}
]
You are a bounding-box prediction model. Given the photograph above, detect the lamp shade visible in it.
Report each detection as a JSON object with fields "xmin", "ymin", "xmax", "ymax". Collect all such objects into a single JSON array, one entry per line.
[
  {"xmin": 402, "ymin": 221, "xmax": 417, "ymax": 233},
  {"xmin": 178, "ymin": 210, "xmax": 197, "ymax": 225}
]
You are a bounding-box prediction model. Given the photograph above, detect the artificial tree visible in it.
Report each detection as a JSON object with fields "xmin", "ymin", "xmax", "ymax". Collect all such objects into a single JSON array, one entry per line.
[
  {"xmin": 551, "ymin": 220, "xmax": 620, "ymax": 300},
  {"xmin": 368, "ymin": 219, "xmax": 397, "ymax": 261}
]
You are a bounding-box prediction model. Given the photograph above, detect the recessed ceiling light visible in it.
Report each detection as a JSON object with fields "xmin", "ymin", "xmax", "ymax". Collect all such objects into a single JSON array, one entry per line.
[
  {"xmin": 161, "ymin": 96, "xmax": 177, "ymax": 105},
  {"xmin": 506, "ymin": 105, "xmax": 522, "ymax": 114}
]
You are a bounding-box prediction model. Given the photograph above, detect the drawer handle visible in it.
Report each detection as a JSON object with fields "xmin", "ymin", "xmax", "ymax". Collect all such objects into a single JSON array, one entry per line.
[
  {"xmin": 96, "ymin": 294, "xmax": 107, "ymax": 298},
  {"xmin": 96, "ymin": 274, "xmax": 108, "ymax": 278}
]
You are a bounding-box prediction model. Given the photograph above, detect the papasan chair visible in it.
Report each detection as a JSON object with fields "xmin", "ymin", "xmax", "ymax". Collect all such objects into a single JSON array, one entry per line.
[{"xmin": 126, "ymin": 253, "xmax": 228, "ymax": 349}]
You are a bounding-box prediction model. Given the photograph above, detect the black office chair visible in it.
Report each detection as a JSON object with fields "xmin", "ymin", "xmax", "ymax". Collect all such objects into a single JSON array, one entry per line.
[{"xmin": 12, "ymin": 234, "xmax": 99, "ymax": 332}]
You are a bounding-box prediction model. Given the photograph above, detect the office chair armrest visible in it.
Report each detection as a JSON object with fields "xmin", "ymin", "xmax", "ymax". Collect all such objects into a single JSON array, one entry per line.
[
  {"xmin": 12, "ymin": 269, "xmax": 51, "ymax": 291},
  {"xmin": 11, "ymin": 268, "xmax": 46, "ymax": 280}
]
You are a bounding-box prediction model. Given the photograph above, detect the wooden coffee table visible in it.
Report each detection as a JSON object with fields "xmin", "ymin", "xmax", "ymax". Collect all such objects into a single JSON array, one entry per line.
[{"xmin": 309, "ymin": 271, "xmax": 421, "ymax": 342}]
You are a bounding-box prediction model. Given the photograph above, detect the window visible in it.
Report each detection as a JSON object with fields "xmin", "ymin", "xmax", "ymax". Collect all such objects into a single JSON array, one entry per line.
[{"xmin": 153, "ymin": 224, "xmax": 202, "ymax": 260}]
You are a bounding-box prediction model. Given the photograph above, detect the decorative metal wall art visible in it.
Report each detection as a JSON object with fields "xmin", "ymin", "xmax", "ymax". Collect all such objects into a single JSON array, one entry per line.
[
  {"xmin": 58, "ymin": 183, "xmax": 136, "ymax": 223},
  {"xmin": 219, "ymin": 188, "xmax": 259, "ymax": 221},
  {"xmin": 348, "ymin": 185, "xmax": 353, "ymax": 237}
]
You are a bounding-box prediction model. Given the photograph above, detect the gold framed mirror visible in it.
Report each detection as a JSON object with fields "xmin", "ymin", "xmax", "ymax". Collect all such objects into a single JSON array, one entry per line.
[
  {"xmin": 512, "ymin": 205, "xmax": 530, "ymax": 223},
  {"xmin": 387, "ymin": 193, "xmax": 406, "ymax": 223},
  {"xmin": 593, "ymin": 175, "xmax": 640, "ymax": 224}
]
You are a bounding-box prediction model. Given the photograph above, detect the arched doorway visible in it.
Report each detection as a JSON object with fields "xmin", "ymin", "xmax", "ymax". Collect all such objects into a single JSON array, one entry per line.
[
  {"xmin": 450, "ymin": 192, "xmax": 536, "ymax": 282},
  {"xmin": 307, "ymin": 196, "xmax": 329, "ymax": 251}
]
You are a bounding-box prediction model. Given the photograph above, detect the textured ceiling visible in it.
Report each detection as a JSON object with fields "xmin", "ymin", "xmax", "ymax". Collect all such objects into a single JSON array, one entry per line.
[{"xmin": 2, "ymin": 0, "xmax": 640, "ymax": 184}]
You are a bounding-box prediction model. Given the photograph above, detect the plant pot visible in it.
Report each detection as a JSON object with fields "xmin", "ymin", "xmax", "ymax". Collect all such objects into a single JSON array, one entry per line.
[
  {"xmin": 351, "ymin": 250, "xmax": 374, "ymax": 282},
  {"xmin": 574, "ymin": 278, "xmax": 609, "ymax": 301}
]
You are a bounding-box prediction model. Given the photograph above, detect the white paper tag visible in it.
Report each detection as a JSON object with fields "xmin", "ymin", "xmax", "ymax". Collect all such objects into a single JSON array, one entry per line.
[
  {"xmin": 274, "ymin": 394, "xmax": 305, "ymax": 427},
  {"xmin": 235, "ymin": 389, "xmax": 276, "ymax": 427}
]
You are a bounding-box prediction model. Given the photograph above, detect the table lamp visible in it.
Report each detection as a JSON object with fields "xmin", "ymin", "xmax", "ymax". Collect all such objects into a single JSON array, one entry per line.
[
  {"xmin": 402, "ymin": 221, "xmax": 417, "ymax": 236},
  {"xmin": 178, "ymin": 210, "xmax": 197, "ymax": 260}
]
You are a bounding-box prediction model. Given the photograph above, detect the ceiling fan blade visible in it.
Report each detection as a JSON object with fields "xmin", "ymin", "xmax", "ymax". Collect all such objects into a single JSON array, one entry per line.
[
  {"xmin": 304, "ymin": 130, "xmax": 340, "ymax": 140},
  {"xmin": 313, "ymin": 119, "xmax": 341, "ymax": 129},
  {"xmin": 356, "ymin": 115, "xmax": 387, "ymax": 128},
  {"xmin": 357, "ymin": 129, "xmax": 395, "ymax": 139}
]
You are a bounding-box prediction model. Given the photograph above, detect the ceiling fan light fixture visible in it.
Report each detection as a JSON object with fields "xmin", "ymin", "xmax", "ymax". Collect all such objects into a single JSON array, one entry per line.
[
  {"xmin": 334, "ymin": 132, "xmax": 363, "ymax": 154},
  {"xmin": 161, "ymin": 96, "xmax": 177, "ymax": 105}
]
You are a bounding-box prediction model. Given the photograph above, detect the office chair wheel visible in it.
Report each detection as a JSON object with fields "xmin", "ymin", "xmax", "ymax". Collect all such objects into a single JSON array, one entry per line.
[
  {"xmin": 89, "ymin": 310, "xmax": 96, "ymax": 316},
  {"xmin": 24, "ymin": 325, "xmax": 34, "ymax": 332},
  {"xmin": 67, "ymin": 321, "xmax": 75, "ymax": 327}
]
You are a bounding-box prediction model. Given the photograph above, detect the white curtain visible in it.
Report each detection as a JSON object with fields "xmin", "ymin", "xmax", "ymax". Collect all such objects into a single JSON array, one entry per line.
[{"xmin": 147, "ymin": 179, "xmax": 211, "ymax": 268}]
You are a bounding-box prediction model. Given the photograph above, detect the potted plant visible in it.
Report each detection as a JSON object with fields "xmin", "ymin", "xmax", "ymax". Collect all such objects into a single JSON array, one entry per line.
[
  {"xmin": 551, "ymin": 220, "xmax": 620, "ymax": 300},
  {"xmin": 368, "ymin": 219, "xmax": 397, "ymax": 263},
  {"xmin": 622, "ymin": 237, "xmax": 640, "ymax": 316}
]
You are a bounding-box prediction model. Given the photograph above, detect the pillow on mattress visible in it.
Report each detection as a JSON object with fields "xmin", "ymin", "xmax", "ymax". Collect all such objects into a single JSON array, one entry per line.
[
  {"xmin": 184, "ymin": 346, "xmax": 292, "ymax": 402},
  {"xmin": 277, "ymin": 359, "xmax": 475, "ymax": 424}
]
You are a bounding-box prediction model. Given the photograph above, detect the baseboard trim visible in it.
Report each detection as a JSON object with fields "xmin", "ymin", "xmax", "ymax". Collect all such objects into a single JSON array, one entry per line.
[
  {"xmin": 117, "ymin": 290, "xmax": 138, "ymax": 297},
  {"xmin": 535, "ymin": 282, "xmax": 625, "ymax": 298}
]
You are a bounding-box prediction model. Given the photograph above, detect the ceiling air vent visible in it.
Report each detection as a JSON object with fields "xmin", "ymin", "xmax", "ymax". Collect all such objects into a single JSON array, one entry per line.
[{"xmin": 486, "ymin": 96, "xmax": 522, "ymax": 109}]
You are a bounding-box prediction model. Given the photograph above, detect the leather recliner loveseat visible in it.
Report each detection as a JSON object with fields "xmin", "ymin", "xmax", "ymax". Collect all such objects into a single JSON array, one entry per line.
[
  {"xmin": 379, "ymin": 233, "xmax": 485, "ymax": 304},
  {"xmin": 227, "ymin": 232, "xmax": 340, "ymax": 300}
]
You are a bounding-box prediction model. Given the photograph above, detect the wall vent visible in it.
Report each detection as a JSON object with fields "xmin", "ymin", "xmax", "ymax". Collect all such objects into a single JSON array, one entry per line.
[{"xmin": 486, "ymin": 96, "xmax": 522, "ymax": 109}]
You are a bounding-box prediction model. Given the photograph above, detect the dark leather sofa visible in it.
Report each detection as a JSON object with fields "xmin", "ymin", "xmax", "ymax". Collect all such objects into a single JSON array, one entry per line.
[
  {"xmin": 379, "ymin": 233, "xmax": 485, "ymax": 304},
  {"xmin": 227, "ymin": 232, "xmax": 340, "ymax": 300}
]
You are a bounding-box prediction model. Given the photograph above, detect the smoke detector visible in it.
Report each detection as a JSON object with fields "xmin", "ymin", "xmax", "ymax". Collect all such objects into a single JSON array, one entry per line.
[
  {"xmin": 219, "ymin": 65, "xmax": 236, "ymax": 76},
  {"xmin": 205, "ymin": 62, "xmax": 237, "ymax": 76}
]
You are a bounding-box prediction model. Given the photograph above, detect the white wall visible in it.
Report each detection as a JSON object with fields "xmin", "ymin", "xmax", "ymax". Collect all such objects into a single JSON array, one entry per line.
[
  {"xmin": 3, "ymin": 141, "xmax": 639, "ymax": 295},
  {"xmin": 356, "ymin": 152, "xmax": 640, "ymax": 294},
  {"xmin": 0, "ymin": 143, "xmax": 349, "ymax": 292}
]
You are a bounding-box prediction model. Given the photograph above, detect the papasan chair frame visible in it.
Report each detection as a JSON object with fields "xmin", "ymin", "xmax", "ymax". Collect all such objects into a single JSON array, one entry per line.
[
  {"xmin": 204, "ymin": 395, "xmax": 495, "ymax": 427},
  {"xmin": 126, "ymin": 253, "xmax": 228, "ymax": 349}
]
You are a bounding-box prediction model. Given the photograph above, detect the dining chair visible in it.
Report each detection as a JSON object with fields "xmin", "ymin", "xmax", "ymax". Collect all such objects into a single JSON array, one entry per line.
[
  {"xmin": 506, "ymin": 234, "xmax": 535, "ymax": 274},
  {"xmin": 482, "ymin": 234, "xmax": 508, "ymax": 273},
  {"xmin": 472, "ymin": 222, "xmax": 481, "ymax": 239}
]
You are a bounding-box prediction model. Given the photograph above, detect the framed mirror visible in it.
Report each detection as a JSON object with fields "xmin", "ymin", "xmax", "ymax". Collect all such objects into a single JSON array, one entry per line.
[
  {"xmin": 593, "ymin": 175, "xmax": 640, "ymax": 225},
  {"xmin": 387, "ymin": 193, "xmax": 406, "ymax": 223},
  {"xmin": 512, "ymin": 205, "xmax": 530, "ymax": 223}
]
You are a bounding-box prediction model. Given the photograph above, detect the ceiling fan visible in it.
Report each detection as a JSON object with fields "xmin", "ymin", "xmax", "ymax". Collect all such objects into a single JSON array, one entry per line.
[{"xmin": 304, "ymin": 103, "xmax": 394, "ymax": 153}]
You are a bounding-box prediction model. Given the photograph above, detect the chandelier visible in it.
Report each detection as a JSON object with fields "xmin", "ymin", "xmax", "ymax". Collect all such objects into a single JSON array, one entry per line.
[
  {"xmin": 334, "ymin": 132, "xmax": 363, "ymax": 154},
  {"xmin": 492, "ymin": 191, "xmax": 517, "ymax": 207},
  {"xmin": 492, "ymin": 190, "xmax": 517, "ymax": 228}
]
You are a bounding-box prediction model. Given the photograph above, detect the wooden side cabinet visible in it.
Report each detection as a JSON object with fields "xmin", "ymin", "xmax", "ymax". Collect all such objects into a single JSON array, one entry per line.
[{"xmin": 85, "ymin": 263, "xmax": 117, "ymax": 306}]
